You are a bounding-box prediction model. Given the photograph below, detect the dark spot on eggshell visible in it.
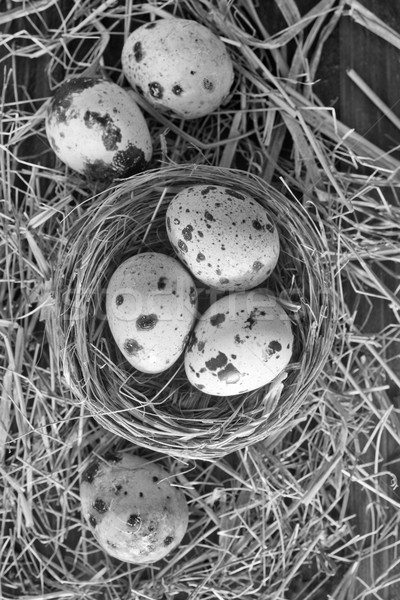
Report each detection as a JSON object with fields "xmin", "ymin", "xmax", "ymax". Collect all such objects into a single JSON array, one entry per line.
[
  {"xmin": 166, "ymin": 217, "xmax": 171, "ymax": 232},
  {"xmin": 234, "ymin": 334, "xmax": 244, "ymax": 344},
  {"xmin": 139, "ymin": 492, "xmax": 144, "ymax": 498},
  {"xmin": 50, "ymin": 99, "xmax": 70, "ymax": 123},
  {"xmin": 149, "ymin": 81, "xmax": 164, "ymax": 98},
  {"xmin": 231, "ymin": 354, "xmax": 237, "ymax": 359},
  {"xmin": 172, "ymin": 84, "xmax": 183, "ymax": 95},
  {"xmin": 252, "ymin": 219, "xmax": 264, "ymax": 230},
  {"xmin": 115, "ymin": 484, "xmax": 122, "ymax": 495},
  {"xmin": 127, "ymin": 514, "xmax": 141, "ymax": 528},
  {"xmin": 210, "ymin": 313, "xmax": 225, "ymax": 327},
  {"xmin": 182, "ymin": 224, "xmax": 194, "ymax": 241},
  {"xmin": 196, "ymin": 252, "xmax": 205, "ymax": 262},
  {"xmin": 178, "ymin": 239, "xmax": 188, "ymax": 253},
  {"xmin": 203, "ymin": 78, "xmax": 214, "ymax": 91},
  {"xmin": 198, "ymin": 230, "xmax": 204, "ymax": 238},
  {"xmin": 196, "ymin": 383, "xmax": 205, "ymax": 390},
  {"xmin": 145, "ymin": 22, "xmax": 157, "ymax": 29},
  {"xmin": 152, "ymin": 476, "xmax": 159, "ymax": 483},
  {"xmin": 93, "ymin": 498, "xmax": 108, "ymax": 513},
  {"xmin": 124, "ymin": 338, "xmax": 143, "ymax": 355},
  {"xmin": 89, "ymin": 515, "xmax": 97, "ymax": 528},
  {"xmin": 158, "ymin": 276, "xmax": 167, "ymax": 290},
  {"xmin": 252, "ymin": 261, "xmax": 264, "ymax": 272},
  {"xmin": 112, "ymin": 143, "xmax": 148, "ymax": 177},
  {"xmin": 136, "ymin": 313, "xmax": 158, "ymax": 330},
  {"xmin": 148, "ymin": 521, "xmax": 157, "ymax": 533},
  {"xmin": 270, "ymin": 340, "xmax": 282, "ymax": 352},
  {"xmin": 201, "ymin": 186, "xmax": 217, "ymax": 195},
  {"xmin": 264, "ymin": 340, "xmax": 283, "ymax": 361},
  {"xmin": 205, "ymin": 351, "xmax": 228, "ymax": 371},
  {"xmin": 198, "ymin": 341, "xmax": 205, "ymax": 352},
  {"xmin": 83, "ymin": 111, "xmax": 122, "ymax": 151},
  {"xmin": 204, "ymin": 211, "xmax": 215, "ymax": 222},
  {"xmin": 82, "ymin": 460, "xmax": 100, "ymax": 484},
  {"xmin": 164, "ymin": 536, "xmax": 174, "ymax": 546},
  {"xmin": 133, "ymin": 41, "xmax": 143, "ymax": 62},
  {"xmin": 218, "ymin": 363, "xmax": 241, "ymax": 384},
  {"xmin": 116, "ymin": 294, "xmax": 124, "ymax": 306},
  {"xmin": 225, "ymin": 189, "xmax": 245, "ymax": 201},
  {"xmin": 219, "ymin": 277, "xmax": 229, "ymax": 285},
  {"xmin": 107, "ymin": 540, "xmax": 117, "ymax": 549},
  {"xmin": 216, "ymin": 268, "xmax": 222, "ymax": 276},
  {"xmin": 244, "ymin": 309, "xmax": 258, "ymax": 330}
]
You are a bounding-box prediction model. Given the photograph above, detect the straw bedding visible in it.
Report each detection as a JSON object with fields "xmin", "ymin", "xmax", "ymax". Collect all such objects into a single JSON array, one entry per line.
[{"xmin": 1, "ymin": 1, "xmax": 400, "ymax": 599}]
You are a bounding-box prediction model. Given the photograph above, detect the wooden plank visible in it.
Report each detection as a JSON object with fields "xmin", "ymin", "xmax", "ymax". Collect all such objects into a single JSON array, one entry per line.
[{"xmin": 333, "ymin": 2, "xmax": 400, "ymax": 597}]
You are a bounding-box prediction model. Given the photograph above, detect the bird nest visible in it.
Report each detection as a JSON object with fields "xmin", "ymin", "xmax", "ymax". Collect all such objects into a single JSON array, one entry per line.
[{"xmin": 49, "ymin": 163, "xmax": 338, "ymax": 460}]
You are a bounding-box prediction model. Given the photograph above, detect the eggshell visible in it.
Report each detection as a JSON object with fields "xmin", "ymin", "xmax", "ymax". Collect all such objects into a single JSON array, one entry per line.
[
  {"xmin": 166, "ymin": 185, "xmax": 280, "ymax": 291},
  {"xmin": 80, "ymin": 452, "xmax": 189, "ymax": 564},
  {"xmin": 185, "ymin": 290, "xmax": 293, "ymax": 396},
  {"xmin": 45, "ymin": 77, "xmax": 152, "ymax": 182},
  {"xmin": 121, "ymin": 18, "xmax": 234, "ymax": 119},
  {"xmin": 105, "ymin": 252, "xmax": 198, "ymax": 374}
]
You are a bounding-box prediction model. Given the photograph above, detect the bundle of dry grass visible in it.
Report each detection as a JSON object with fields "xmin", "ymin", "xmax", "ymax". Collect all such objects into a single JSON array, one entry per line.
[
  {"xmin": 48, "ymin": 164, "xmax": 338, "ymax": 460},
  {"xmin": 1, "ymin": 0, "xmax": 400, "ymax": 599}
]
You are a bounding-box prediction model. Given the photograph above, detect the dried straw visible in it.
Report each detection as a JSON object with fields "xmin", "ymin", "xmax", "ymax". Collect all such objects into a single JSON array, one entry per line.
[{"xmin": 1, "ymin": 0, "xmax": 400, "ymax": 598}]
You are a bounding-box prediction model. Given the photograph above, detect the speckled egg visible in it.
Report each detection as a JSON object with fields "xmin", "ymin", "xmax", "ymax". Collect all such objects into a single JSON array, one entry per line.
[
  {"xmin": 121, "ymin": 18, "xmax": 234, "ymax": 119},
  {"xmin": 185, "ymin": 289, "xmax": 294, "ymax": 396},
  {"xmin": 80, "ymin": 451, "xmax": 189, "ymax": 564},
  {"xmin": 105, "ymin": 252, "xmax": 198, "ymax": 374},
  {"xmin": 45, "ymin": 77, "xmax": 152, "ymax": 182},
  {"xmin": 166, "ymin": 185, "xmax": 280, "ymax": 292}
]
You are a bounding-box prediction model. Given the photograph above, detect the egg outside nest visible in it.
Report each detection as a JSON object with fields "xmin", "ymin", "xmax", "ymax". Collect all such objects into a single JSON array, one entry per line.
[
  {"xmin": 121, "ymin": 18, "xmax": 235, "ymax": 119},
  {"xmin": 45, "ymin": 76, "xmax": 153, "ymax": 184},
  {"xmin": 80, "ymin": 452, "xmax": 189, "ymax": 564}
]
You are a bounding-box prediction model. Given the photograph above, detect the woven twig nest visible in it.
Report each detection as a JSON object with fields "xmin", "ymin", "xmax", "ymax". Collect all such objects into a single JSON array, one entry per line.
[{"xmin": 51, "ymin": 164, "xmax": 337, "ymax": 459}]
